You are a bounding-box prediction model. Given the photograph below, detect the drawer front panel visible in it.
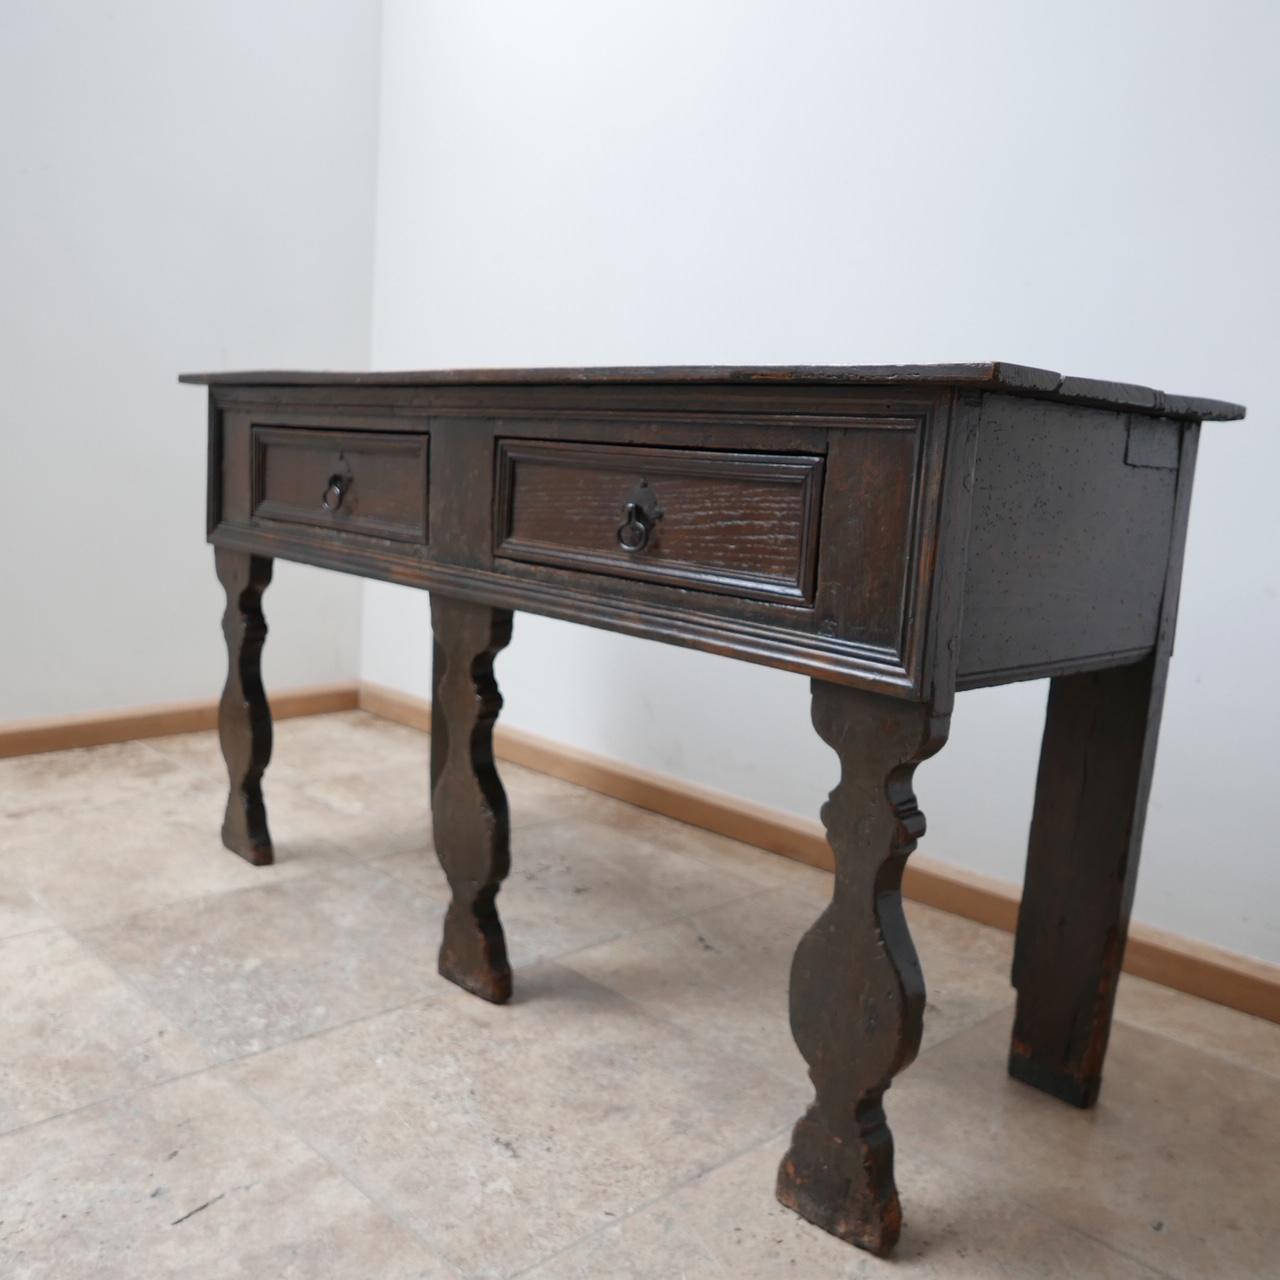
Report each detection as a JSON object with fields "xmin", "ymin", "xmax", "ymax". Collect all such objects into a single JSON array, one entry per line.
[
  {"xmin": 494, "ymin": 440, "xmax": 823, "ymax": 603},
  {"xmin": 251, "ymin": 426, "xmax": 429, "ymax": 544}
]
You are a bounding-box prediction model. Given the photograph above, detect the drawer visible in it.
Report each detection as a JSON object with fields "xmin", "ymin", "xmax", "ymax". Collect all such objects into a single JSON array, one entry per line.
[
  {"xmin": 251, "ymin": 426, "xmax": 429, "ymax": 544},
  {"xmin": 494, "ymin": 440, "xmax": 824, "ymax": 603}
]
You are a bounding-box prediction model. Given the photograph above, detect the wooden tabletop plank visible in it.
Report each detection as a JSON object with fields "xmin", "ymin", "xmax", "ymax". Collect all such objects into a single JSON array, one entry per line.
[{"xmin": 178, "ymin": 362, "xmax": 1245, "ymax": 421}]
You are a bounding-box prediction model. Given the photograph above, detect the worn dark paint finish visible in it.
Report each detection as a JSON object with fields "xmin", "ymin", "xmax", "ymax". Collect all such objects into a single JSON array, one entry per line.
[
  {"xmin": 201, "ymin": 379, "xmax": 947, "ymax": 424},
  {"xmin": 957, "ymin": 398, "xmax": 1178, "ymax": 687},
  {"xmin": 777, "ymin": 683, "xmax": 949, "ymax": 1255},
  {"xmin": 210, "ymin": 400, "xmax": 945, "ymax": 691},
  {"xmin": 814, "ymin": 421, "xmax": 928, "ymax": 659},
  {"xmin": 494, "ymin": 439, "xmax": 824, "ymax": 603},
  {"xmin": 179, "ymin": 361, "xmax": 1245, "ymax": 421},
  {"xmin": 1008, "ymin": 425, "xmax": 1201, "ymax": 1106},
  {"xmin": 189, "ymin": 365, "xmax": 1239, "ymax": 1258},
  {"xmin": 252, "ymin": 425, "xmax": 430, "ymax": 544},
  {"xmin": 1010, "ymin": 656, "xmax": 1165, "ymax": 1105},
  {"xmin": 214, "ymin": 548, "xmax": 273, "ymax": 865},
  {"xmin": 430, "ymin": 596, "xmax": 514, "ymax": 1004}
]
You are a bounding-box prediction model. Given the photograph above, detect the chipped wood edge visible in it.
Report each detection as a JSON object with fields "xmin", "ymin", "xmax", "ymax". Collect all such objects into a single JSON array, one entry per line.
[{"xmin": 0, "ymin": 684, "xmax": 359, "ymax": 759}]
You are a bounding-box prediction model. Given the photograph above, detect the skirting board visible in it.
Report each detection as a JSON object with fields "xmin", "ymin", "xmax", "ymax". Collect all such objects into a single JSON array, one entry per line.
[
  {"xmin": 360, "ymin": 680, "xmax": 1280, "ymax": 1026},
  {"xmin": 2, "ymin": 680, "xmax": 1275, "ymax": 1025},
  {"xmin": 0, "ymin": 684, "xmax": 359, "ymax": 759}
]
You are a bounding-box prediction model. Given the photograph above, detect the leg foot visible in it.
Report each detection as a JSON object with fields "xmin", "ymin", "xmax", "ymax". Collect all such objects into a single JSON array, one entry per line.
[
  {"xmin": 776, "ymin": 682, "xmax": 949, "ymax": 1256},
  {"xmin": 214, "ymin": 548, "xmax": 273, "ymax": 865},
  {"xmin": 429, "ymin": 596, "xmax": 514, "ymax": 1003},
  {"xmin": 778, "ymin": 1111, "xmax": 902, "ymax": 1256}
]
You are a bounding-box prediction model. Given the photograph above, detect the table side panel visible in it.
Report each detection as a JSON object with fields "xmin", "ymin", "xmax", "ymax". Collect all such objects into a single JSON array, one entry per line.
[{"xmin": 957, "ymin": 396, "xmax": 1182, "ymax": 687}]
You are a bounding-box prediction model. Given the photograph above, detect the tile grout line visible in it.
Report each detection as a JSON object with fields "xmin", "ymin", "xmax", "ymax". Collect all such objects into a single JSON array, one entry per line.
[
  {"xmin": 224, "ymin": 1065, "xmax": 473, "ymax": 1279},
  {"xmin": 25, "ymin": 734, "xmax": 1275, "ymax": 1107},
  {"xmin": 0, "ymin": 921, "xmax": 65, "ymax": 947},
  {"xmin": 1053, "ymin": 1218, "xmax": 1182, "ymax": 1280},
  {"xmin": 5, "ymin": 942, "xmax": 802, "ymax": 1274},
  {"xmin": 7, "ymin": 904, "xmax": 807, "ymax": 1274},
  {"xmin": 858, "ymin": 1006, "xmax": 1210, "ymax": 1280},
  {"xmin": 916, "ymin": 1136, "xmax": 1182, "ymax": 1280},
  {"xmin": 10, "ymin": 721, "xmax": 1275, "ymax": 1278},
  {"xmin": 541, "ymin": 885, "xmax": 1023, "ymax": 1087},
  {"xmin": 503, "ymin": 1121, "xmax": 798, "ymax": 1280},
  {"xmin": 90, "ymin": 729, "xmax": 1038, "ymax": 1080},
  {"xmin": 58, "ymin": 827, "xmax": 781, "ymax": 1088},
  {"xmin": 536, "ymin": 882, "xmax": 782, "ymax": 969},
  {"xmin": 1108, "ymin": 1010, "xmax": 1280, "ymax": 1087},
  {"xmin": 1090, "ymin": 921, "xmax": 1277, "ymax": 1074},
  {"xmin": 199, "ymin": 912, "xmax": 803, "ymax": 1280},
  {"xmin": 14, "ymin": 1000, "xmax": 1272, "ymax": 1258},
  {"xmin": 0, "ymin": 980, "xmax": 471, "ymax": 1144},
  {"xmin": 30, "ymin": 839, "xmax": 1021, "ymax": 1165},
  {"xmin": 67, "ymin": 908, "xmax": 464, "ymax": 1073},
  {"xmin": 28, "ymin": 844, "xmax": 474, "ymax": 1141},
  {"xmin": 0, "ymin": 953, "xmax": 1203, "ymax": 1278},
  {"xmin": 51, "ymin": 822, "xmax": 791, "ymax": 1137},
  {"xmin": 517, "ymin": 797, "xmax": 1280, "ymax": 1085},
  {"xmin": 526, "ymin": 886, "xmax": 821, "ymax": 1092},
  {"xmin": 10, "ymin": 735, "xmax": 382, "ymax": 932}
]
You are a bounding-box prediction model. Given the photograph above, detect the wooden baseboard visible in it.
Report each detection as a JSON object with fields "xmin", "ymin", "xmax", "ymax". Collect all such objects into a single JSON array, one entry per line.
[
  {"xmin": 357, "ymin": 681, "xmax": 1280, "ymax": 1025},
  {"xmin": 4, "ymin": 679, "xmax": 1274, "ymax": 1025},
  {"xmin": 357, "ymin": 681, "xmax": 432, "ymax": 733},
  {"xmin": 0, "ymin": 684, "xmax": 360, "ymax": 759}
]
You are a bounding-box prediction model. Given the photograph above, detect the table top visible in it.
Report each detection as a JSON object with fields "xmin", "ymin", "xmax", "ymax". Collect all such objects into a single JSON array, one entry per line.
[{"xmin": 179, "ymin": 361, "xmax": 1245, "ymax": 421}]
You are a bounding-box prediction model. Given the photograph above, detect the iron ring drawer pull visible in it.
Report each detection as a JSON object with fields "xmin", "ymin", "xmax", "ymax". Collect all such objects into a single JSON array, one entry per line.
[
  {"xmin": 321, "ymin": 475, "xmax": 348, "ymax": 512},
  {"xmin": 618, "ymin": 501, "xmax": 659, "ymax": 552}
]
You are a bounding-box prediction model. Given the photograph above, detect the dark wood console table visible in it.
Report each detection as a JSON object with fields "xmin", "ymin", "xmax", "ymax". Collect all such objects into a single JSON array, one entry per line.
[{"xmin": 182, "ymin": 363, "xmax": 1243, "ymax": 1256}]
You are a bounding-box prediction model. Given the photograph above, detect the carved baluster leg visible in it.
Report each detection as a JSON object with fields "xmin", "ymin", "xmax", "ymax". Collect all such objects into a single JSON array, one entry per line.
[
  {"xmin": 429, "ymin": 595, "xmax": 514, "ymax": 1004},
  {"xmin": 1009, "ymin": 653, "xmax": 1167, "ymax": 1107},
  {"xmin": 777, "ymin": 682, "xmax": 949, "ymax": 1257},
  {"xmin": 215, "ymin": 548, "xmax": 274, "ymax": 866}
]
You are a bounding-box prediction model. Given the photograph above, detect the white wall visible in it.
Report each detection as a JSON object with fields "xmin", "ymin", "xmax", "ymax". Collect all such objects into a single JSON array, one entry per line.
[
  {"xmin": 363, "ymin": 0, "xmax": 1280, "ymax": 965},
  {"xmin": 0, "ymin": 0, "xmax": 383, "ymax": 719},
  {"xmin": 6, "ymin": 2, "xmax": 1274, "ymax": 967}
]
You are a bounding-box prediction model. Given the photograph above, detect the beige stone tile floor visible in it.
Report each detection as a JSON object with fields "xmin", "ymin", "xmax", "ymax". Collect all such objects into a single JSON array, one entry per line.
[{"xmin": 1, "ymin": 710, "xmax": 1277, "ymax": 1278}]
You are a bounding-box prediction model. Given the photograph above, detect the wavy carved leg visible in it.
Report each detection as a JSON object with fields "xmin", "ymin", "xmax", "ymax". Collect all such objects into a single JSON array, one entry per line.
[
  {"xmin": 429, "ymin": 595, "xmax": 514, "ymax": 1004},
  {"xmin": 776, "ymin": 682, "xmax": 949, "ymax": 1256},
  {"xmin": 215, "ymin": 548, "xmax": 273, "ymax": 866},
  {"xmin": 1009, "ymin": 653, "xmax": 1168, "ymax": 1107}
]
